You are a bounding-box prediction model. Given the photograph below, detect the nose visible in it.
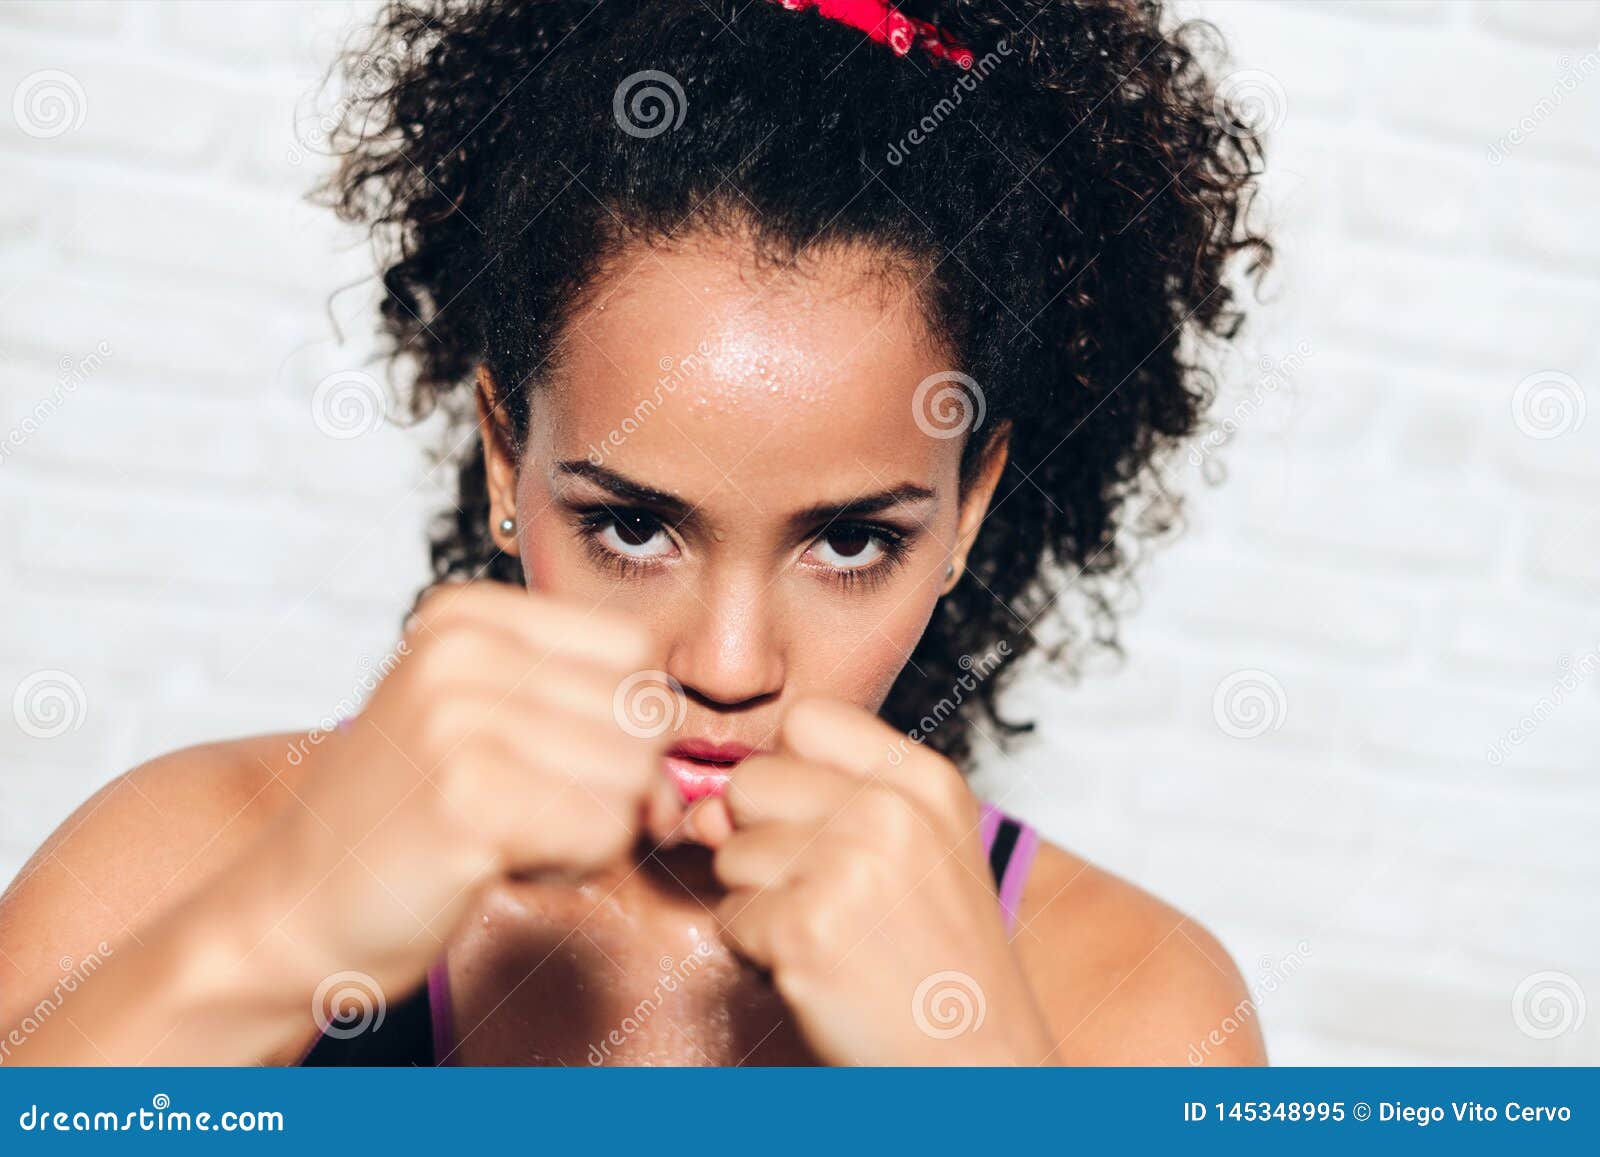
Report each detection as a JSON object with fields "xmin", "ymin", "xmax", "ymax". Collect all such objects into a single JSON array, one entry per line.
[{"xmin": 665, "ymin": 574, "xmax": 785, "ymax": 710}]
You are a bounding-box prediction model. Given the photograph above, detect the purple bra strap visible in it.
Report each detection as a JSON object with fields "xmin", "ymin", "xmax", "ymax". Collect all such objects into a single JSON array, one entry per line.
[
  {"xmin": 427, "ymin": 958, "xmax": 455, "ymax": 1066},
  {"xmin": 979, "ymin": 801, "xmax": 1040, "ymax": 936}
]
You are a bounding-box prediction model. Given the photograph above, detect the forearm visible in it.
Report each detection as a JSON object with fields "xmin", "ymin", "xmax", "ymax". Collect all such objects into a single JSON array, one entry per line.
[{"xmin": 1, "ymin": 856, "xmax": 317, "ymax": 1066}]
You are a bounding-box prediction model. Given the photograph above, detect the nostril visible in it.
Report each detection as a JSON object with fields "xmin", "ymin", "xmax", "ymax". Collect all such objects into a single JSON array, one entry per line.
[{"xmin": 678, "ymin": 682, "xmax": 782, "ymax": 712}]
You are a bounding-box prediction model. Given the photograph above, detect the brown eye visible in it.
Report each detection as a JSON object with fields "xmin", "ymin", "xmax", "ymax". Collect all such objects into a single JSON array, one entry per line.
[
  {"xmin": 595, "ymin": 510, "xmax": 672, "ymax": 559},
  {"xmin": 825, "ymin": 527, "xmax": 872, "ymax": 559},
  {"xmin": 612, "ymin": 511, "xmax": 660, "ymax": 547},
  {"xmin": 808, "ymin": 524, "xmax": 888, "ymax": 571}
]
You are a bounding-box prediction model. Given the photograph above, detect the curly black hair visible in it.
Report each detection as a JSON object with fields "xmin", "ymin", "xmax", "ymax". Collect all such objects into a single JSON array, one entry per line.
[{"xmin": 313, "ymin": 0, "xmax": 1270, "ymax": 768}]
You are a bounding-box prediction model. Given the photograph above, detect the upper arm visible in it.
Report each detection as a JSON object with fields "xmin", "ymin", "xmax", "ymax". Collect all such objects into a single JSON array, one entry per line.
[
  {"xmin": 0, "ymin": 736, "xmax": 300, "ymax": 1024},
  {"xmin": 1013, "ymin": 842, "xmax": 1267, "ymax": 1066}
]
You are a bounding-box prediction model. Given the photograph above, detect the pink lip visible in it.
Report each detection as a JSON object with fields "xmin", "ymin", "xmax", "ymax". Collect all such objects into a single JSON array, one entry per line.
[{"xmin": 663, "ymin": 740, "xmax": 755, "ymax": 803}]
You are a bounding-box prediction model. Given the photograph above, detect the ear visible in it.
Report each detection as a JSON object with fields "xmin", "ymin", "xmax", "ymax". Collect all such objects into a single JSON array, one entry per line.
[
  {"xmin": 945, "ymin": 423, "xmax": 1011, "ymax": 594},
  {"xmin": 476, "ymin": 364, "xmax": 521, "ymax": 555}
]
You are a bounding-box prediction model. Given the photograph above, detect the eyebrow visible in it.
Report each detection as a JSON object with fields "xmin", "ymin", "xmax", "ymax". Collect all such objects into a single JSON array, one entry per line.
[
  {"xmin": 554, "ymin": 460, "xmax": 936, "ymax": 530},
  {"xmin": 556, "ymin": 460, "xmax": 694, "ymax": 521}
]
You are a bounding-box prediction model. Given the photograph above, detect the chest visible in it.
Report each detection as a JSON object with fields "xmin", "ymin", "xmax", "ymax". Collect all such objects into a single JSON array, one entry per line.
[{"xmin": 441, "ymin": 861, "xmax": 821, "ymax": 1066}]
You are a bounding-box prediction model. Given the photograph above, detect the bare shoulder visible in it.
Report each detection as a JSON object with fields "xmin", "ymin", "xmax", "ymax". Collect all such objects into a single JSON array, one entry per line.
[
  {"xmin": 0, "ymin": 732, "xmax": 309, "ymax": 1014},
  {"xmin": 1012, "ymin": 839, "xmax": 1265, "ymax": 1066}
]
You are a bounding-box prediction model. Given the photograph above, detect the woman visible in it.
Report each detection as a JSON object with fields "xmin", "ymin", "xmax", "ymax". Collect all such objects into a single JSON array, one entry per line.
[{"xmin": 0, "ymin": 0, "xmax": 1270, "ymax": 1065}]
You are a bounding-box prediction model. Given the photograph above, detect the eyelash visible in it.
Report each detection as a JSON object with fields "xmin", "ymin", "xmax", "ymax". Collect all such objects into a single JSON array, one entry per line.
[
  {"xmin": 575, "ymin": 507, "xmax": 668, "ymax": 580},
  {"xmin": 810, "ymin": 521, "xmax": 909, "ymax": 591},
  {"xmin": 572, "ymin": 506, "xmax": 911, "ymax": 589}
]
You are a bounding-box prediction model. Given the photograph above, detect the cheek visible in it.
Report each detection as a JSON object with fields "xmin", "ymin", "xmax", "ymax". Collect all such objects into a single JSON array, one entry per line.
[
  {"xmin": 513, "ymin": 503, "xmax": 685, "ymax": 630},
  {"xmin": 512, "ymin": 503, "xmax": 584, "ymax": 596},
  {"xmin": 785, "ymin": 572, "xmax": 943, "ymax": 712}
]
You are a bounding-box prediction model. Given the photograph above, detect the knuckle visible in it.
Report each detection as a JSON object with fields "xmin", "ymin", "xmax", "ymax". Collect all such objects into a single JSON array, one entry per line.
[
  {"xmin": 857, "ymin": 784, "xmax": 914, "ymax": 842},
  {"xmin": 412, "ymin": 581, "xmax": 476, "ymax": 629},
  {"xmin": 852, "ymin": 844, "xmax": 896, "ymax": 896},
  {"xmin": 438, "ymin": 623, "xmax": 493, "ymax": 667},
  {"xmin": 710, "ymin": 841, "xmax": 740, "ymax": 883},
  {"xmin": 774, "ymin": 907, "xmax": 830, "ymax": 973},
  {"xmin": 780, "ymin": 697, "xmax": 831, "ymax": 746},
  {"xmin": 431, "ymin": 750, "xmax": 488, "ymax": 821},
  {"xmin": 416, "ymin": 697, "xmax": 485, "ymax": 758},
  {"xmin": 572, "ymin": 799, "xmax": 634, "ymax": 858},
  {"xmin": 919, "ymin": 754, "xmax": 971, "ymax": 816}
]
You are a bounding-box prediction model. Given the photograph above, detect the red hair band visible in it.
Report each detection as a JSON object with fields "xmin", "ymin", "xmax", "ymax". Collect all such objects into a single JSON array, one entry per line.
[{"xmin": 774, "ymin": 0, "xmax": 975, "ymax": 69}]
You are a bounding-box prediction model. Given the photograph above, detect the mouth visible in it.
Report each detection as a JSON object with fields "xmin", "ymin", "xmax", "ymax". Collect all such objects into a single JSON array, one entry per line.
[{"xmin": 663, "ymin": 740, "xmax": 755, "ymax": 803}]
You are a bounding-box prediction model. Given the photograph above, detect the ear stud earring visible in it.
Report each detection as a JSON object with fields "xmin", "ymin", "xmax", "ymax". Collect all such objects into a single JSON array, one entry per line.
[
  {"xmin": 945, "ymin": 563, "xmax": 955, "ymax": 579},
  {"xmin": 499, "ymin": 517, "xmax": 516, "ymax": 535}
]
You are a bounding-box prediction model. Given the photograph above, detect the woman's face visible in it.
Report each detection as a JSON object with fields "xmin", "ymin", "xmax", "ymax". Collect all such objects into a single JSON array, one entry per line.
[{"xmin": 481, "ymin": 234, "xmax": 1006, "ymax": 773}]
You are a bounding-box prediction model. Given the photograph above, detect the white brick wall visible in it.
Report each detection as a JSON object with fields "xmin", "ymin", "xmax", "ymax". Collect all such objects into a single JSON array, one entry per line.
[{"xmin": 2, "ymin": 0, "xmax": 1596, "ymax": 1065}]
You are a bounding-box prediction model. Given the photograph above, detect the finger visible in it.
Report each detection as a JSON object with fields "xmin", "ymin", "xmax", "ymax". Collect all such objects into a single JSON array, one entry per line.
[
  {"xmin": 518, "ymin": 784, "xmax": 640, "ymax": 873},
  {"xmin": 431, "ymin": 738, "xmax": 642, "ymax": 872},
  {"xmin": 679, "ymin": 795, "xmax": 734, "ymax": 848},
  {"xmin": 644, "ymin": 776, "xmax": 687, "ymax": 848},
  {"xmin": 429, "ymin": 635, "xmax": 647, "ymax": 732},
  {"xmin": 777, "ymin": 697, "xmax": 910, "ymax": 784},
  {"xmin": 721, "ymin": 753, "xmax": 857, "ymax": 828},
  {"xmin": 713, "ymin": 821, "xmax": 816, "ymax": 892},
  {"xmin": 714, "ymin": 884, "xmax": 791, "ymax": 970},
  {"xmin": 554, "ymin": 720, "xmax": 662, "ymax": 795},
  {"xmin": 522, "ymin": 657, "xmax": 652, "ymax": 730},
  {"xmin": 414, "ymin": 582, "xmax": 658, "ymax": 670}
]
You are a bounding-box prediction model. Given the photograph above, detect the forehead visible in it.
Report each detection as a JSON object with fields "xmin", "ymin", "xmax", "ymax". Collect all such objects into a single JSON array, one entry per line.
[{"xmin": 530, "ymin": 235, "xmax": 964, "ymax": 500}]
